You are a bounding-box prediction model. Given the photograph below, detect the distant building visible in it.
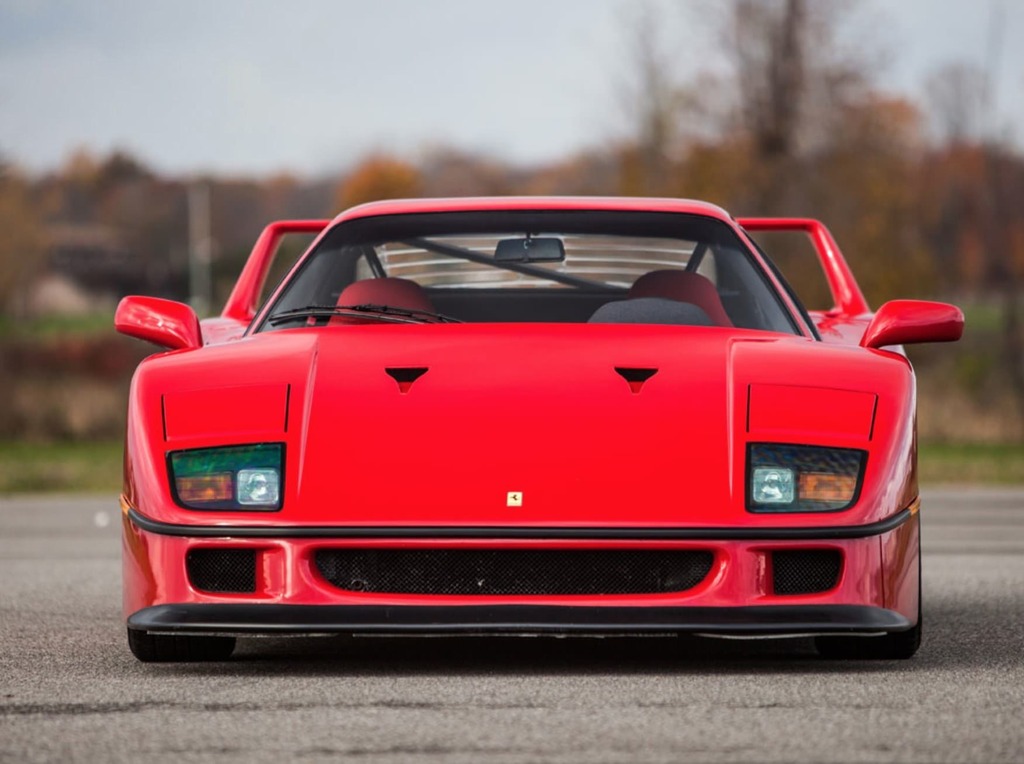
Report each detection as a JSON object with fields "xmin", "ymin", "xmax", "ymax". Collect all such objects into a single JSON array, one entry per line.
[{"xmin": 28, "ymin": 224, "xmax": 170, "ymax": 315}]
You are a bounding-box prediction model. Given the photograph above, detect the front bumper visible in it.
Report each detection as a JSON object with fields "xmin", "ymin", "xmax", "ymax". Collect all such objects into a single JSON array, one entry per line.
[{"xmin": 123, "ymin": 502, "xmax": 920, "ymax": 638}]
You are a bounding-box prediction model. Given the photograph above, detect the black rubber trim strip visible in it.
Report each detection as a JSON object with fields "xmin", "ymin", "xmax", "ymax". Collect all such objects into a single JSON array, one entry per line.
[
  {"xmin": 126, "ymin": 506, "xmax": 912, "ymax": 541},
  {"xmin": 127, "ymin": 603, "xmax": 912, "ymax": 635}
]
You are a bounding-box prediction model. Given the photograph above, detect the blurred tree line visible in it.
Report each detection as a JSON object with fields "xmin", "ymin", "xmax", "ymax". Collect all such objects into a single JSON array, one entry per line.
[{"xmin": 0, "ymin": 0, "xmax": 1021, "ymax": 441}]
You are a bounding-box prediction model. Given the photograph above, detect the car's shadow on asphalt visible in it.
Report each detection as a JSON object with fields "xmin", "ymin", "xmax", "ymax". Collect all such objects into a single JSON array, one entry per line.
[
  {"xmin": 126, "ymin": 597, "xmax": 1021, "ymax": 678},
  {"xmin": 162, "ymin": 633, "xmax": 913, "ymax": 678}
]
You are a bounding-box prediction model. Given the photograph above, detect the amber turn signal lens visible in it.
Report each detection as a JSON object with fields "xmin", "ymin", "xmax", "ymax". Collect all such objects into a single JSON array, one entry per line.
[
  {"xmin": 798, "ymin": 472, "xmax": 857, "ymax": 503},
  {"xmin": 175, "ymin": 473, "xmax": 233, "ymax": 504}
]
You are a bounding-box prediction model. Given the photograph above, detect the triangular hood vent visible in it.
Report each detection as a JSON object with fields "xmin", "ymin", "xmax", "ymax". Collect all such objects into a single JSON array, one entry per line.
[
  {"xmin": 385, "ymin": 367, "xmax": 428, "ymax": 393},
  {"xmin": 614, "ymin": 367, "xmax": 658, "ymax": 394}
]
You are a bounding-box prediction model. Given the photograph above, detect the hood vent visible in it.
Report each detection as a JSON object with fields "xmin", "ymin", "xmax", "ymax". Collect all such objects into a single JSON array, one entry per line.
[
  {"xmin": 385, "ymin": 367, "xmax": 428, "ymax": 394},
  {"xmin": 614, "ymin": 367, "xmax": 658, "ymax": 394}
]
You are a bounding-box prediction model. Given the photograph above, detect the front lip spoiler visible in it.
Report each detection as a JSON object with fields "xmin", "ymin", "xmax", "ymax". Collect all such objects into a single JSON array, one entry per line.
[
  {"xmin": 128, "ymin": 603, "xmax": 912, "ymax": 636},
  {"xmin": 125, "ymin": 505, "xmax": 913, "ymax": 541}
]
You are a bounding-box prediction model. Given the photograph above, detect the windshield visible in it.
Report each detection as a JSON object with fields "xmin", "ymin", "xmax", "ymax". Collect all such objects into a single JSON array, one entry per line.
[{"xmin": 258, "ymin": 210, "xmax": 799, "ymax": 334}]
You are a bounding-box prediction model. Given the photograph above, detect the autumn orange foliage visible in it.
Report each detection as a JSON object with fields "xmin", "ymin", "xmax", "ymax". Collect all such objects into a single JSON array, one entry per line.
[{"xmin": 334, "ymin": 155, "xmax": 422, "ymax": 211}]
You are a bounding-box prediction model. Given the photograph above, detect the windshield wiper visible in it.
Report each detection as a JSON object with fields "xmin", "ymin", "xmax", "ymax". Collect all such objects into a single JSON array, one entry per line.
[{"xmin": 267, "ymin": 303, "xmax": 462, "ymax": 326}]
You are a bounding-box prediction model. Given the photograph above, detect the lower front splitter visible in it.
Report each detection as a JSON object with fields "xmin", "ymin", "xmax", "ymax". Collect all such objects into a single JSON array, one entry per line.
[{"xmin": 128, "ymin": 603, "xmax": 912, "ymax": 637}]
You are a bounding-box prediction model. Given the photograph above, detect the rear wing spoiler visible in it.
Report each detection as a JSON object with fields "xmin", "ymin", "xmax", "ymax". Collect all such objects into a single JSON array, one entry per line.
[
  {"xmin": 737, "ymin": 217, "xmax": 870, "ymax": 317},
  {"xmin": 221, "ymin": 219, "xmax": 330, "ymax": 323}
]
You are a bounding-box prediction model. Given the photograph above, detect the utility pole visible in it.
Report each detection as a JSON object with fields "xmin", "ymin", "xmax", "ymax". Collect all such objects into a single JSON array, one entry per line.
[
  {"xmin": 983, "ymin": 0, "xmax": 1006, "ymax": 142},
  {"xmin": 188, "ymin": 181, "xmax": 213, "ymax": 317}
]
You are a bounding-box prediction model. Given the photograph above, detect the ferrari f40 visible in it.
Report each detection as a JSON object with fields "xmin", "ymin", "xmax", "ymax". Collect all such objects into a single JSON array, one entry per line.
[{"xmin": 115, "ymin": 198, "xmax": 963, "ymax": 661}]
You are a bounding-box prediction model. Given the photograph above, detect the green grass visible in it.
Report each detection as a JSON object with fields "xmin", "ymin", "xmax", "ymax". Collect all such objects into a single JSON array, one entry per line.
[
  {"xmin": 959, "ymin": 302, "xmax": 1004, "ymax": 334},
  {"xmin": 0, "ymin": 312, "xmax": 115, "ymax": 339},
  {"xmin": 0, "ymin": 440, "xmax": 1021, "ymax": 495},
  {"xmin": 0, "ymin": 440, "xmax": 122, "ymax": 494},
  {"xmin": 918, "ymin": 442, "xmax": 1024, "ymax": 485}
]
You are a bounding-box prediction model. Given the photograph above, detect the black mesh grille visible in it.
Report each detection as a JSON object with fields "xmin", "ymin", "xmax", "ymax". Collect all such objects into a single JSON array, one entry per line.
[
  {"xmin": 772, "ymin": 550, "xmax": 841, "ymax": 595},
  {"xmin": 186, "ymin": 549, "xmax": 256, "ymax": 593},
  {"xmin": 314, "ymin": 549, "xmax": 714, "ymax": 595}
]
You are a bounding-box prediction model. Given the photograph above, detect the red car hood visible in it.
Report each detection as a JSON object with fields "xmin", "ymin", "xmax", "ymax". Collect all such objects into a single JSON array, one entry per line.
[
  {"xmin": 295, "ymin": 325, "xmax": 743, "ymax": 526},
  {"xmin": 138, "ymin": 324, "xmax": 914, "ymax": 528}
]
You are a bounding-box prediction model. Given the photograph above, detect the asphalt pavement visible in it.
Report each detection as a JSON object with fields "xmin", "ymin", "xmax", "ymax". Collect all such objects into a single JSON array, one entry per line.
[{"xmin": 1, "ymin": 488, "xmax": 1023, "ymax": 763}]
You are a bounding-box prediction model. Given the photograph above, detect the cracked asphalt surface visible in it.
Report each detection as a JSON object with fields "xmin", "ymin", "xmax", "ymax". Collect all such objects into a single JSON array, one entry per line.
[{"xmin": 2, "ymin": 488, "xmax": 1023, "ymax": 763}]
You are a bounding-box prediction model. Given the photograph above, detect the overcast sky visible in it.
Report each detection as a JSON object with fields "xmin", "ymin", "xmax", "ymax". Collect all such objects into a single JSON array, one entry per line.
[{"xmin": 1, "ymin": 0, "xmax": 1021, "ymax": 177}]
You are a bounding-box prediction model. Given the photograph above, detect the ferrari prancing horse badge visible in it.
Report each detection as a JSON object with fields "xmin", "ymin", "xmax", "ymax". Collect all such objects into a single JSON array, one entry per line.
[{"xmin": 506, "ymin": 491, "xmax": 523, "ymax": 507}]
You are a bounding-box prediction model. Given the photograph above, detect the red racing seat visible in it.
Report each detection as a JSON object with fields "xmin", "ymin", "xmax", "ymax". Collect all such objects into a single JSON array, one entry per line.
[
  {"xmin": 337, "ymin": 277, "xmax": 434, "ymax": 312},
  {"xmin": 628, "ymin": 270, "xmax": 733, "ymax": 326},
  {"xmin": 329, "ymin": 277, "xmax": 434, "ymax": 324}
]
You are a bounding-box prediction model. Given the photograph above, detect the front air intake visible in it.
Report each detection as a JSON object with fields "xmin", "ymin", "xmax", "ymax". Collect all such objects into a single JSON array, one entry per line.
[
  {"xmin": 186, "ymin": 549, "xmax": 257, "ymax": 593},
  {"xmin": 314, "ymin": 548, "xmax": 714, "ymax": 596},
  {"xmin": 771, "ymin": 549, "xmax": 842, "ymax": 595}
]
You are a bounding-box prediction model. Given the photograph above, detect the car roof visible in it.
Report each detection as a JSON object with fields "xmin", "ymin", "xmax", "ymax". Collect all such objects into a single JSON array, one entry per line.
[{"xmin": 332, "ymin": 196, "xmax": 735, "ymax": 225}]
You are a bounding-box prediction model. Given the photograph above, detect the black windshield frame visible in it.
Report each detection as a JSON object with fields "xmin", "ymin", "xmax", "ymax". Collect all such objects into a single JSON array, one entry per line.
[{"xmin": 253, "ymin": 210, "xmax": 803, "ymax": 335}]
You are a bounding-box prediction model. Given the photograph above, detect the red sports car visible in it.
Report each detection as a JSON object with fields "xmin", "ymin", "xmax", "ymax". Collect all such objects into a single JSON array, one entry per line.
[{"xmin": 115, "ymin": 197, "xmax": 962, "ymax": 662}]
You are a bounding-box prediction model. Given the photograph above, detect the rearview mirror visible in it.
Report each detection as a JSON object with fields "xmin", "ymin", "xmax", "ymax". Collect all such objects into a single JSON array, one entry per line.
[
  {"xmin": 860, "ymin": 300, "xmax": 964, "ymax": 350},
  {"xmin": 495, "ymin": 236, "xmax": 565, "ymax": 263},
  {"xmin": 115, "ymin": 296, "xmax": 202, "ymax": 351}
]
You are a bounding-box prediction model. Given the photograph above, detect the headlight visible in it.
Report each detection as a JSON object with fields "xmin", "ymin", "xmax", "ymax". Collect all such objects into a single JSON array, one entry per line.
[
  {"xmin": 747, "ymin": 443, "xmax": 865, "ymax": 512},
  {"xmin": 168, "ymin": 443, "xmax": 283, "ymax": 510}
]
